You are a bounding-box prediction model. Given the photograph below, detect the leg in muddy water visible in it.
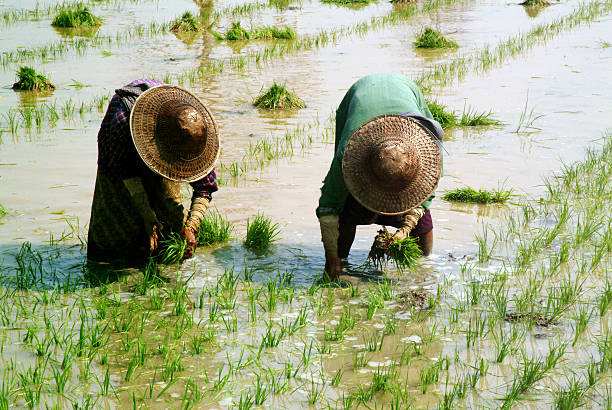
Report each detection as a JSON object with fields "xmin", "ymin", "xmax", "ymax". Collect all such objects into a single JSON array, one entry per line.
[
  {"xmin": 338, "ymin": 222, "xmax": 357, "ymax": 259},
  {"xmin": 414, "ymin": 230, "xmax": 433, "ymax": 256}
]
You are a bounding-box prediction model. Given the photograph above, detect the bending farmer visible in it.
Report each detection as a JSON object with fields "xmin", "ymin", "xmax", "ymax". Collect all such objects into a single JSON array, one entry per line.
[
  {"xmin": 88, "ymin": 79, "xmax": 220, "ymax": 263},
  {"xmin": 316, "ymin": 73, "xmax": 443, "ymax": 279}
]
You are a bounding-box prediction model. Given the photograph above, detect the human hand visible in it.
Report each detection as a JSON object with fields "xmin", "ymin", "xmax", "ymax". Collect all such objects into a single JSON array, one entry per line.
[
  {"xmin": 324, "ymin": 252, "xmax": 342, "ymax": 280},
  {"xmin": 145, "ymin": 221, "xmax": 162, "ymax": 252},
  {"xmin": 181, "ymin": 227, "xmax": 197, "ymax": 259}
]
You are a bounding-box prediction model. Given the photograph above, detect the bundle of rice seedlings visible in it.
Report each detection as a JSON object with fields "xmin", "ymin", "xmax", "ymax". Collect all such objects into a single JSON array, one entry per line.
[
  {"xmin": 251, "ymin": 25, "xmax": 296, "ymax": 40},
  {"xmin": 155, "ymin": 232, "xmax": 186, "ymax": 264},
  {"xmin": 197, "ymin": 210, "xmax": 233, "ymax": 245},
  {"xmin": 520, "ymin": 0, "xmax": 551, "ymax": 6},
  {"xmin": 442, "ymin": 186, "xmax": 512, "ymax": 204},
  {"xmin": 321, "ymin": 0, "xmax": 371, "ymax": 5},
  {"xmin": 170, "ymin": 11, "xmax": 201, "ymax": 32},
  {"xmin": 51, "ymin": 4, "xmax": 101, "ymax": 28},
  {"xmin": 368, "ymin": 227, "xmax": 422, "ymax": 269},
  {"xmin": 226, "ymin": 22, "xmax": 250, "ymax": 40},
  {"xmin": 243, "ymin": 213, "xmax": 280, "ymax": 252},
  {"xmin": 253, "ymin": 82, "xmax": 305, "ymax": 109},
  {"xmin": 414, "ymin": 27, "xmax": 458, "ymax": 49},
  {"xmin": 12, "ymin": 66, "xmax": 55, "ymax": 91},
  {"xmin": 426, "ymin": 99, "xmax": 458, "ymax": 128}
]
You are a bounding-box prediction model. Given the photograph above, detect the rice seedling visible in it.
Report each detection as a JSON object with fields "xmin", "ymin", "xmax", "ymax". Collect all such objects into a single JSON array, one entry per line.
[
  {"xmin": 553, "ymin": 375, "xmax": 586, "ymax": 409},
  {"xmin": 415, "ymin": 27, "xmax": 458, "ymax": 49},
  {"xmin": 51, "ymin": 4, "xmax": 101, "ymax": 28},
  {"xmin": 170, "ymin": 12, "xmax": 201, "ymax": 32},
  {"xmin": 197, "ymin": 210, "xmax": 233, "ymax": 246},
  {"xmin": 155, "ymin": 233, "xmax": 186, "ymax": 264},
  {"xmin": 219, "ymin": 22, "xmax": 297, "ymax": 40},
  {"xmin": 12, "ymin": 66, "xmax": 55, "ymax": 91},
  {"xmin": 321, "ymin": 0, "xmax": 371, "ymax": 5},
  {"xmin": 426, "ymin": 99, "xmax": 458, "ymax": 128},
  {"xmin": 243, "ymin": 213, "xmax": 281, "ymax": 252},
  {"xmin": 253, "ymin": 82, "xmax": 305, "ymax": 109},
  {"xmin": 459, "ymin": 106, "xmax": 502, "ymax": 126},
  {"xmin": 368, "ymin": 228, "xmax": 422, "ymax": 269},
  {"xmin": 520, "ymin": 0, "xmax": 551, "ymax": 6},
  {"xmin": 442, "ymin": 186, "xmax": 512, "ymax": 204}
]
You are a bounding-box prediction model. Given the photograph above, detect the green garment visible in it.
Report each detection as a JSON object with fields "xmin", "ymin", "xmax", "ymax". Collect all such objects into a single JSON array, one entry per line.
[{"xmin": 316, "ymin": 73, "xmax": 437, "ymax": 218}]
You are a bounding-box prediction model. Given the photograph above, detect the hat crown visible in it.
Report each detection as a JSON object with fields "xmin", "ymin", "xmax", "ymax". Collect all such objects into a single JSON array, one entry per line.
[
  {"xmin": 369, "ymin": 140, "xmax": 419, "ymax": 191},
  {"xmin": 156, "ymin": 101, "xmax": 207, "ymax": 162}
]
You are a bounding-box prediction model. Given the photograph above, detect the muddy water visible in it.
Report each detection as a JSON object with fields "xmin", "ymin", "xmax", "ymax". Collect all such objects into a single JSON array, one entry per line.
[{"xmin": 0, "ymin": 0, "xmax": 611, "ymax": 407}]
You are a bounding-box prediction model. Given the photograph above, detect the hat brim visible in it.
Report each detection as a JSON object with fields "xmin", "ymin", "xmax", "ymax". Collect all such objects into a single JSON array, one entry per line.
[
  {"xmin": 342, "ymin": 115, "xmax": 442, "ymax": 215},
  {"xmin": 130, "ymin": 85, "xmax": 220, "ymax": 182}
]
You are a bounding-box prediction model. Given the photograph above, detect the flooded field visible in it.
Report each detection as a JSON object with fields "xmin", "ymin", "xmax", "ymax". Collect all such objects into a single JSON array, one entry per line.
[{"xmin": 0, "ymin": 0, "xmax": 611, "ymax": 407}]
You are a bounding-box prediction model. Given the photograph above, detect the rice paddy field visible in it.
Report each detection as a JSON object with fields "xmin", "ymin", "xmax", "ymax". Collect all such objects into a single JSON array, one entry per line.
[{"xmin": 0, "ymin": 0, "xmax": 611, "ymax": 407}]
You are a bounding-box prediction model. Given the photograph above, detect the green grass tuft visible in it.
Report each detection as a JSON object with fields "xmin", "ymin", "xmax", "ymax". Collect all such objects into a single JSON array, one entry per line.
[
  {"xmin": 321, "ymin": 0, "xmax": 372, "ymax": 5},
  {"xmin": 243, "ymin": 214, "xmax": 280, "ymax": 252},
  {"xmin": 155, "ymin": 232, "xmax": 186, "ymax": 264},
  {"xmin": 197, "ymin": 210, "xmax": 233, "ymax": 246},
  {"xmin": 442, "ymin": 186, "xmax": 512, "ymax": 204},
  {"xmin": 414, "ymin": 27, "xmax": 458, "ymax": 49},
  {"xmin": 12, "ymin": 66, "xmax": 55, "ymax": 91},
  {"xmin": 170, "ymin": 12, "xmax": 201, "ymax": 32},
  {"xmin": 520, "ymin": 0, "xmax": 551, "ymax": 6},
  {"xmin": 254, "ymin": 82, "xmax": 305, "ymax": 110},
  {"xmin": 427, "ymin": 99, "xmax": 501, "ymax": 128},
  {"xmin": 459, "ymin": 106, "xmax": 503, "ymax": 126},
  {"xmin": 388, "ymin": 237, "xmax": 423, "ymax": 269},
  {"xmin": 427, "ymin": 99, "xmax": 458, "ymax": 128},
  {"xmin": 222, "ymin": 22, "xmax": 296, "ymax": 41},
  {"xmin": 0, "ymin": 204, "xmax": 6, "ymax": 217},
  {"xmin": 226, "ymin": 22, "xmax": 250, "ymax": 40},
  {"xmin": 51, "ymin": 4, "xmax": 101, "ymax": 28}
]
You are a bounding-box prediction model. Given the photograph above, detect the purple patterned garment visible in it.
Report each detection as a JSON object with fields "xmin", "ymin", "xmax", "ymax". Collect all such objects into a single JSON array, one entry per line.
[{"xmin": 96, "ymin": 79, "xmax": 218, "ymax": 201}]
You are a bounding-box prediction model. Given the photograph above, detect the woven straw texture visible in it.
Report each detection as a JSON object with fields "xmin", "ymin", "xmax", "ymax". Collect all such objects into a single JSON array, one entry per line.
[
  {"xmin": 130, "ymin": 85, "xmax": 219, "ymax": 182},
  {"xmin": 342, "ymin": 115, "xmax": 442, "ymax": 215}
]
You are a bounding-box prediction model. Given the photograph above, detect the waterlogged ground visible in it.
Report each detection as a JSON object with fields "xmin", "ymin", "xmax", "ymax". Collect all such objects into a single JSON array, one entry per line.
[{"xmin": 0, "ymin": 0, "xmax": 611, "ymax": 407}]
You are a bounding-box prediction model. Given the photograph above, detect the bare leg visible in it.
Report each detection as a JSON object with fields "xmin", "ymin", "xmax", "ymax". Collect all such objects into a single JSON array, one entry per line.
[
  {"xmin": 415, "ymin": 230, "xmax": 434, "ymax": 256},
  {"xmin": 338, "ymin": 222, "xmax": 357, "ymax": 259}
]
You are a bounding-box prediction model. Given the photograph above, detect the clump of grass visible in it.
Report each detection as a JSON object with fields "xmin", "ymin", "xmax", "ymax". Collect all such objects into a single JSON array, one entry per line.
[
  {"xmin": 427, "ymin": 99, "xmax": 458, "ymax": 128},
  {"xmin": 156, "ymin": 232, "xmax": 186, "ymax": 264},
  {"xmin": 225, "ymin": 22, "xmax": 250, "ymax": 40},
  {"xmin": 414, "ymin": 27, "xmax": 458, "ymax": 49},
  {"xmin": 0, "ymin": 204, "xmax": 6, "ymax": 217},
  {"xmin": 520, "ymin": 0, "xmax": 551, "ymax": 6},
  {"xmin": 219, "ymin": 22, "xmax": 296, "ymax": 40},
  {"xmin": 12, "ymin": 66, "xmax": 55, "ymax": 91},
  {"xmin": 243, "ymin": 213, "xmax": 280, "ymax": 252},
  {"xmin": 368, "ymin": 228, "xmax": 422, "ymax": 269},
  {"xmin": 442, "ymin": 186, "xmax": 512, "ymax": 204},
  {"xmin": 170, "ymin": 12, "xmax": 201, "ymax": 32},
  {"xmin": 427, "ymin": 99, "xmax": 502, "ymax": 129},
  {"xmin": 197, "ymin": 210, "xmax": 233, "ymax": 245},
  {"xmin": 254, "ymin": 82, "xmax": 305, "ymax": 110},
  {"xmin": 321, "ymin": 0, "xmax": 371, "ymax": 5},
  {"xmin": 51, "ymin": 4, "xmax": 101, "ymax": 28},
  {"xmin": 459, "ymin": 106, "xmax": 503, "ymax": 126}
]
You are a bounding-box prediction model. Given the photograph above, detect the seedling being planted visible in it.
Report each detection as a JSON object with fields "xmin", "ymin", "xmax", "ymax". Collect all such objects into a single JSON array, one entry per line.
[
  {"xmin": 12, "ymin": 67, "xmax": 55, "ymax": 91},
  {"xmin": 51, "ymin": 4, "xmax": 101, "ymax": 28},
  {"xmin": 170, "ymin": 12, "xmax": 201, "ymax": 32},
  {"xmin": 253, "ymin": 82, "xmax": 305, "ymax": 110},
  {"xmin": 442, "ymin": 186, "xmax": 512, "ymax": 204},
  {"xmin": 368, "ymin": 227, "xmax": 422, "ymax": 269},
  {"xmin": 155, "ymin": 232, "xmax": 186, "ymax": 264},
  {"xmin": 197, "ymin": 209, "xmax": 233, "ymax": 245},
  {"xmin": 243, "ymin": 213, "xmax": 280, "ymax": 252},
  {"xmin": 414, "ymin": 27, "xmax": 458, "ymax": 49}
]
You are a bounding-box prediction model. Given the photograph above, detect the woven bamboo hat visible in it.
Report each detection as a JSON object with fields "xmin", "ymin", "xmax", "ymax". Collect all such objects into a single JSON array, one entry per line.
[
  {"xmin": 342, "ymin": 115, "xmax": 442, "ymax": 215},
  {"xmin": 130, "ymin": 85, "xmax": 219, "ymax": 182}
]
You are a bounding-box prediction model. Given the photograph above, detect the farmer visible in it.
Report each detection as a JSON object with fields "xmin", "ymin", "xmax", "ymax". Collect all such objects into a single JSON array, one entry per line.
[
  {"xmin": 316, "ymin": 73, "xmax": 443, "ymax": 279},
  {"xmin": 87, "ymin": 79, "xmax": 220, "ymax": 263}
]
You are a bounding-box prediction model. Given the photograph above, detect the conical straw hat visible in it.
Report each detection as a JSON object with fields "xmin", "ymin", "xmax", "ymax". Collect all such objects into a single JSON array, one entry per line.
[
  {"xmin": 342, "ymin": 115, "xmax": 442, "ymax": 215},
  {"xmin": 130, "ymin": 85, "xmax": 219, "ymax": 182}
]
